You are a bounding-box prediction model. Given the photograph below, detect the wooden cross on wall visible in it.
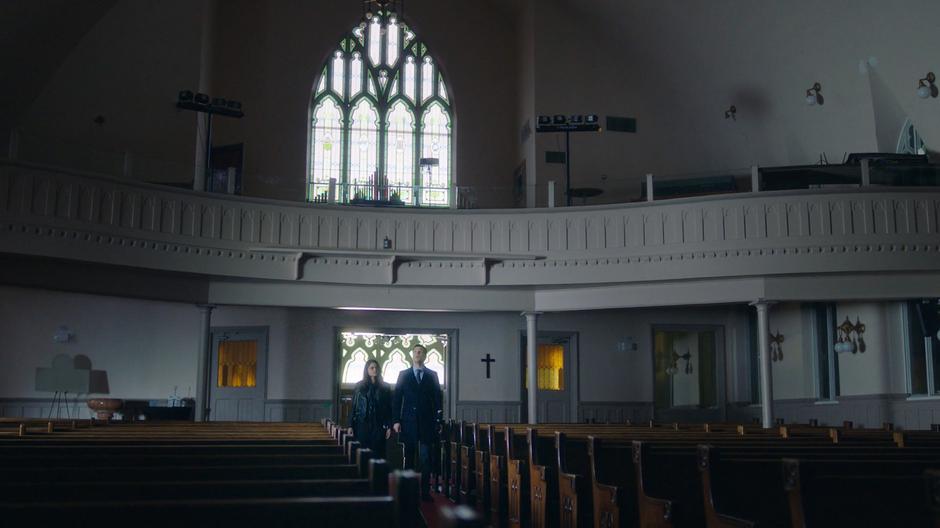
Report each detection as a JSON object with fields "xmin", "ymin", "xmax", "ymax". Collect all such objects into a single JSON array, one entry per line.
[{"xmin": 481, "ymin": 353, "xmax": 495, "ymax": 379}]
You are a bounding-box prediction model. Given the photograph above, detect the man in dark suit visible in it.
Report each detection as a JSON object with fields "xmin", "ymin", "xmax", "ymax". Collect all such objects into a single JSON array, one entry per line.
[{"xmin": 392, "ymin": 344, "xmax": 443, "ymax": 501}]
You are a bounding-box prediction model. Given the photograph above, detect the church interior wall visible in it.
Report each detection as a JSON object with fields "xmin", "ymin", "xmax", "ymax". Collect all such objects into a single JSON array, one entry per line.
[
  {"xmin": 835, "ymin": 301, "xmax": 895, "ymax": 396},
  {"xmin": 9, "ymin": 1, "xmax": 940, "ymax": 207},
  {"xmin": 207, "ymin": 0, "xmax": 521, "ymax": 204},
  {"xmin": 15, "ymin": 0, "xmax": 210, "ymax": 185},
  {"xmin": 768, "ymin": 303, "xmax": 813, "ymax": 400},
  {"xmin": 1, "ymin": 282, "xmax": 937, "ymax": 426},
  {"xmin": 530, "ymin": 0, "xmax": 940, "ymax": 201},
  {"xmin": 516, "ymin": 0, "xmax": 537, "ymax": 208},
  {"xmin": 0, "ymin": 285, "xmax": 201, "ymax": 410}
]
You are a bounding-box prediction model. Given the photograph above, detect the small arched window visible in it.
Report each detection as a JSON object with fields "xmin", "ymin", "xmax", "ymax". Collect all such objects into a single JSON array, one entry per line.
[
  {"xmin": 342, "ymin": 348, "xmax": 369, "ymax": 384},
  {"xmin": 309, "ymin": 9, "xmax": 453, "ymax": 206}
]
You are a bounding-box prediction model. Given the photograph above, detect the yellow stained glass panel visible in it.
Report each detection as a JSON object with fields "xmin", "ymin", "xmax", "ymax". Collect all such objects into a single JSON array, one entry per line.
[
  {"xmin": 525, "ymin": 344, "xmax": 565, "ymax": 391},
  {"xmin": 217, "ymin": 340, "xmax": 257, "ymax": 388}
]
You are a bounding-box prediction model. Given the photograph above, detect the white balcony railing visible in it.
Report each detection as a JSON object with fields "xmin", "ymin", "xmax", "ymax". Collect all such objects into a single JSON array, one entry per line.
[{"xmin": 3, "ymin": 158, "xmax": 940, "ymax": 293}]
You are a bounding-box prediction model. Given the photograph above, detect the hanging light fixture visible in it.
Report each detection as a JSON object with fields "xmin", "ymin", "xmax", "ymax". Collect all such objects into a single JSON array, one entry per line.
[
  {"xmin": 362, "ymin": 0, "xmax": 404, "ymax": 20},
  {"xmin": 769, "ymin": 330, "xmax": 785, "ymax": 362},
  {"xmin": 917, "ymin": 72, "xmax": 937, "ymax": 99},
  {"xmin": 805, "ymin": 82, "xmax": 824, "ymax": 106},
  {"xmin": 834, "ymin": 316, "xmax": 866, "ymax": 354},
  {"xmin": 665, "ymin": 348, "xmax": 693, "ymax": 376}
]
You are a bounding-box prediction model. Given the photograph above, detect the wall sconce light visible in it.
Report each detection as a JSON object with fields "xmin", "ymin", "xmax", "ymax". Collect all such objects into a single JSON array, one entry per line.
[
  {"xmin": 917, "ymin": 72, "xmax": 937, "ymax": 99},
  {"xmin": 834, "ymin": 316, "xmax": 866, "ymax": 354},
  {"xmin": 805, "ymin": 82, "xmax": 824, "ymax": 106},
  {"xmin": 665, "ymin": 348, "xmax": 692, "ymax": 375},
  {"xmin": 382, "ymin": 236, "xmax": 393, "ymax": 249},
  {"xmin": 725, "ymin": 105, "xmax": 737, "ymax": 120},
  {"xmin": 769, "ymin": 330, "xmax": 785, "ymax": 362},
  {"xmin": 52, "ymin": 325, "xmax": 73, "ymax": 343}
]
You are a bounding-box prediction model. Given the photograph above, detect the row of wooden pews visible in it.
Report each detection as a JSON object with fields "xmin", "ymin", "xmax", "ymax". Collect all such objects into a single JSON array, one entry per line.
[
  {"xmin": 0, "ymin": 418, "xmax": 475, "ymax": 527},
  {"xmin": 439, "ymin": 420, "xmax": 940, "ymax": 528}
]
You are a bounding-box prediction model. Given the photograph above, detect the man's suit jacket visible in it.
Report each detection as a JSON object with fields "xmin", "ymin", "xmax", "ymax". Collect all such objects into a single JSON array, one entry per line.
[{"xmin": 392, "ymin": 367, "xmax": 443, "ymax": 444}]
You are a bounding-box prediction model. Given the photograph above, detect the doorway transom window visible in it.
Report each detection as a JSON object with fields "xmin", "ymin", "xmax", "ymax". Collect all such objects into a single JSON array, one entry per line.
[{"xmin": 339, "ymin": 331, "xmax": 447, "ymax": 387}]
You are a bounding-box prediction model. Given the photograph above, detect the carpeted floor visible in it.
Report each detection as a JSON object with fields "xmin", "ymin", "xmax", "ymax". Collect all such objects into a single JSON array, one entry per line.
[{"xmin": 419, "ymin": 488, "xmax": 454, "ymax": 528}]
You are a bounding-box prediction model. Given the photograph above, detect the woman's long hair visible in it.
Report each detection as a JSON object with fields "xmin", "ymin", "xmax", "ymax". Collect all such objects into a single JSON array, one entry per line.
[{"xmin": 361, "ymin": 359, "xmax": 382, "ymax": 384}]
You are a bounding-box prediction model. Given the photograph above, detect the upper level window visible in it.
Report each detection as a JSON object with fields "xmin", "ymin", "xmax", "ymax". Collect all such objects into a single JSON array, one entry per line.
[
  {"xmin": 907, "ymin": 300, "xmax": 940, "ymax": 395},
  {"xmin": 309, "ymin": 10, "xmax": 453, "ymax": 207},
  {"xmin": 811, "ymin": 303, "xmax": 840, "ymax": 400}
]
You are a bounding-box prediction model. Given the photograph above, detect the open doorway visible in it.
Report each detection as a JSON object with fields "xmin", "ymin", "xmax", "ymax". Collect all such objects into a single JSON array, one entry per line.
[
  {"xmin": 652, "ymin": 325, "xmax": 726, "ymax": 423},
  {"xmin": 335, "ymin": 330, "xmax": 452, "ymax": 427},
  {"xmin": 520, "ymin": 332, "xmax": 579, "ymax": 423}
]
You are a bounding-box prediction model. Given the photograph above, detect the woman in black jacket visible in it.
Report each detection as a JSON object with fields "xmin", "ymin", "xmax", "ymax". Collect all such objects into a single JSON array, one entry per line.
[{"xmin": 350, "ymin": 359, "xmax": 392, "ymax": 458}]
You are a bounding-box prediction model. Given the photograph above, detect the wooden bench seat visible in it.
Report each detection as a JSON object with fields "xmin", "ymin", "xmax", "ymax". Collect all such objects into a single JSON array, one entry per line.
[
  {"xmin": 0, "ymin": 494, "xmax": 398, "ymax": 527},
  {"xmin": 0, "ymin": 453, "xmax": 348, "ymax": 468},
  {"xmin": 0, "ymin": 463, "xmax": 362, "ymax": 483}
]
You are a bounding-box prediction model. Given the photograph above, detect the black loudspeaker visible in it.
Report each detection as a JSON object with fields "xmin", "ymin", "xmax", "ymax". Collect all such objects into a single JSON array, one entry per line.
[{"xmin": 606, "ymin": 116, "xmax": 637, "ymax": 133}]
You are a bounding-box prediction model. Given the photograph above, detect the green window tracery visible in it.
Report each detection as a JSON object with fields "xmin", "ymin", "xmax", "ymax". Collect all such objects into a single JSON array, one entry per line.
[{"xmin": 309, "ymin": 11, "xmax": 453, "ymax": 206}]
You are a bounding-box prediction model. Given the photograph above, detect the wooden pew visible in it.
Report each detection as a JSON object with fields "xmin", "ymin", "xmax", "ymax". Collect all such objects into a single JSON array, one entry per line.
[
  {"xmin": 505, "ymin": 426, "xmax": 531, "ymax": 528},
  {"xmin": 457, "ymin": 421, "xmax": 940, "ymax": 528},
  {"xmin": 0, "ymin": 468, "xmax": 418, "ymax": 528},
  {"xmin": 0, "ymin": 421, "xmax": 422, "ymax": 527},
  {"xmin": 528, "ymin": 428, "xmax": 560, "ymax": 528},
  {"xmin": 461, "ymin": 422, "xmax": 477, "ymax": 505},
  {"xmin": 589, "ymin": 436, "xmax": 639, "ymax": 528},
  {"xmin": 472, "ymin": 423, "xmax": 490, "ymax": 515},
  {"xmin": 487, "ymin": 424, "xmax": 509, "ymax": 527},
  {"xmin": 0, "ymin": 459, "xmax": 389, "ymax": 503},
  {"xmin": 785, "ymin": 457, "xmax": 935, "ymax": 526},
  {"xmin": 555, "ymin": 432, "xmax": 593, "ymax": 528}
]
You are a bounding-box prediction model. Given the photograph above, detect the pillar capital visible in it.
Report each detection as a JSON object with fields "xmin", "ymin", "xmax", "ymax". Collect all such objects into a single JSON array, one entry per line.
[
  {"xmin": 521, "ymin": 311, "xmax": 543, "ymax": 318},
  {"xmin": 197, "ymin": 304, "xmax": 217, "ymax": 314},
  {"xmin": 748, "ymin": 300, "xmax": 777, "ymax": 309}
]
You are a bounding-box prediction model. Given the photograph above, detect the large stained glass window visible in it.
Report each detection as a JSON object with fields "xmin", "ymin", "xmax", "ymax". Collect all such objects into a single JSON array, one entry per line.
[
  {"xmin": 339, "ymin": 331, "xmax": 448, "ymax": 387},
  {"xmin": 309, "ymin": 10, "xmax": 453, "ymax": 206}
]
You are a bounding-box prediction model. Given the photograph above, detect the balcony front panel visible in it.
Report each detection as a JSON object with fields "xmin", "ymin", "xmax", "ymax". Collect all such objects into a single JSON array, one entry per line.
[{"xmin": 2, "ymin": 163, "xmax": 940, "ymax": 288}]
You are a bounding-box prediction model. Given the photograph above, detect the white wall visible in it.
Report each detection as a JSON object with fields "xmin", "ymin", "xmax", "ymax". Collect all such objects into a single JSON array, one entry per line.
[
  {"xmin": 769, "ymin": 303, "xmax": 814, "ymax": 400},
  {"xmin": 0, "ymin": 285, "xmax": 748, "ymax": 411},
  {"xmin": 0, "ymin": 285, "xmax": 201, "ymax": 403},
  {"xmin": 837, "ymin": 302, "xmax": 892, "ymax": 396},
  {"xmin": 13, "ymin": 1, "xmax": 940, "ymax": 207},
  {"xmin": 531, "ymin": 0, "xmax": 940, "ymax": 200},
  {"xmin": 17, "ymin": 0, "xmax": 210, "ymax": 184},
  {"xmin": 0, "ymin": 283, "xmax": 924, "ymax": 422}
]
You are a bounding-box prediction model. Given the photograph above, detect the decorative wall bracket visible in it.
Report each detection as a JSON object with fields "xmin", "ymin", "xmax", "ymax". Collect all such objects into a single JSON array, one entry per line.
[
  {"xmin": 834, "ymin": 316, "xmax": 866, "ymax": 354},
  {"xmin": 252, "ymin": 247, "xmax": 544, "ymax": 285},
  {"xmin": 769, "ymin": 330, "xmax": 785, "ymax": 362},
  {"xmin": 666, "ymin": 348, "xmax": 692, "ymax": 375}
]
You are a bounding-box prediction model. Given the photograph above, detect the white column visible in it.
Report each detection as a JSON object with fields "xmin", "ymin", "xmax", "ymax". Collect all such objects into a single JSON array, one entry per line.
[
  {"xmin": 547, "ymin": 181, "xmax": 555, "ymax": 208},
  {"xmin": 860, "ymin": 158, "xmax": 871, "ymax": 186},
  {"xmin": 523, "ymin": 311, "xmax": 541, "ymax": 424},
  {"xmin": 645, "ymin": 173, "xmax": 654, "ymax": 202},
  {"xmin": 196, "ymin": 304, "xmax": 215, "ymax": 421},
  {"xmin": 751, "ymin": 301, "xmax": 774, "ymax": 428},
  {"xmin": 750, "ymin": 165, "xmax": 760, "ymax": 192}
]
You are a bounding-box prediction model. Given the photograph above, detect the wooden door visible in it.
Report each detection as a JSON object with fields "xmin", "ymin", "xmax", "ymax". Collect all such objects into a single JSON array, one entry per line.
[{"xmin": 209, "ymin": 328, "xmax": 267, "ymax": 421}]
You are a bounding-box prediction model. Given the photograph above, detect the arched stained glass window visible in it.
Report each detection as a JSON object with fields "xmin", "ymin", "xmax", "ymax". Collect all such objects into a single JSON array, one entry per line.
[
  {"xmin": 382, "ymin": 349, "xmax": 410, "ymax": 380},
  {"xmin": 342, "ymin": 348, "xmax": 369, "ymax": 384},
  {"xmin": 425, "ymin": 349, "xmax": 446, "ymax": 385},
  {"xmin": 420, "ymin": 103, "xmax": 451, "ymax": 206},
  {"xmin": 308, "ymin": 9, "xmax": 453, "ymax": 206},
  {"xmin": 310, "ymin": 98, "xmax": 344, "ymax": 201}
]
